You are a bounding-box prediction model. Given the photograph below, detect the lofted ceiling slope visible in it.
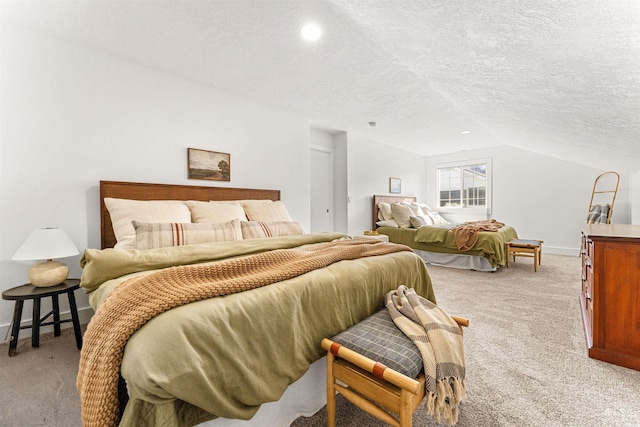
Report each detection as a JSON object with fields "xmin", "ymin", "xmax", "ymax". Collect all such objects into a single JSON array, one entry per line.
[{"xmin": 2, "ymin": 0, "xmax": 639, "ymax": 173}]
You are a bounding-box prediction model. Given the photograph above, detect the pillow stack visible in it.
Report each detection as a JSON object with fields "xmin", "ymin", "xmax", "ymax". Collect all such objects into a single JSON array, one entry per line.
[
  {"xmin": 104, "ymin": 197, "xmax": 305, "ymax": 250},
  {"xmin": 375, "ymin": 201, "xmax": 450, "ymax": 229}
]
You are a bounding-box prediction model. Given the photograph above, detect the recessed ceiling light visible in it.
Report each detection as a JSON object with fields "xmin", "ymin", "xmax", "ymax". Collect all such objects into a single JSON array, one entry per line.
[
  {"xmin": 461, "ymin": 130, "xmax": 471, "ymax": 135},
  {"xmin": 300, "ymin": 24, "xmax": 322, "ymax": 42}
]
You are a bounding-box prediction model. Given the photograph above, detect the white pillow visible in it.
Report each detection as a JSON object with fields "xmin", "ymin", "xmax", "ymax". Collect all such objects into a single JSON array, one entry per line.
[
  {"xmin": 185, "ymin": 200, "xmax": 247, "ymax": 223},
  {"xmin": 409, "ymin": 202, "xmax": 427, "ymax": 216},
  {"xmin": 390, "ymin": 203, "xmax": 413, "ymax": 228},
  {"xmin": 411, "ymin": 214, "xmax": 434, "ymax": 227},
  {"xmin": 104, "ymin": 198, "xmax": 191, "ymax": 249},
  {"xmin": 418, "ymin": 203, "xmax": 434, "ymax": 214},
  {"xmin": 377, "ymin": 203, "xmax": 393, "ymax": 221},
  {"xmin": 242, "ymin": 200, "xmax": 292, "ymax": 222},
  {"xmin": 376, "ymin": 219, "xmax": 399, "ymax": 228},
  {"xmin": 428, "ymin": 211, "xmax": 450, "ymax": 225}
]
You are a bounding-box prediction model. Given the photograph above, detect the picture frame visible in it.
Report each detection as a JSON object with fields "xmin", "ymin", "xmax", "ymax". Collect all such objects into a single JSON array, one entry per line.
[
  {"xmin": 188, "ymin": 148, "xmax": 231, "ymax": 182},
  {"xmin": 389, "ymin": 177, "xmax": 401, "ymax": 194}
]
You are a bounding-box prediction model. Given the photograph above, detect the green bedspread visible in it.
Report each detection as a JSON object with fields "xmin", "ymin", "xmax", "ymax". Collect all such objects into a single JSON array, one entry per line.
[
  {"xmin": 378, "ymin": 225, "xmax": 518, "ymax": 267},
  {"xmin": 80, "ymin": 233, "xmax": 435, "ymax": 427}
]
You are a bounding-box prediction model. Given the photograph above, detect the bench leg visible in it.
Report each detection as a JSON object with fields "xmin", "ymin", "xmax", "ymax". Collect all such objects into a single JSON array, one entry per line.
[
  {"xmin": 8, "ymin": 300, "xmax": 24, "ymax": 357},
  {"xmin": 326, "ymin": 352, "xmax": 336, "ymax": 427},
  {"xmin": 327, "ymin": 351, "xmax": 336, "ymax": 427},
  {"xmin": 399, "ymin": 389, "xmax": 413, "ymax": 427}
]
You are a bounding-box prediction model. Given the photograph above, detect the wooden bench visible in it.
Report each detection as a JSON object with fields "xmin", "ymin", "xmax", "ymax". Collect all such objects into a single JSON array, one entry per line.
[
  {"xmin": 506, "ymin": 239, "xmax": 543, "ymax": 272},
  {"xmin": 321, "ymin": 309, "xmax": 468, "ymax": 427}
]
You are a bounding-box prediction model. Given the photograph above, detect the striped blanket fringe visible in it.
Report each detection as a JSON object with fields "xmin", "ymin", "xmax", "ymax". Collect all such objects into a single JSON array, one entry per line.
[{"xmin": 385, "ymin": 286, "xmax": 466, "ymax": 426}]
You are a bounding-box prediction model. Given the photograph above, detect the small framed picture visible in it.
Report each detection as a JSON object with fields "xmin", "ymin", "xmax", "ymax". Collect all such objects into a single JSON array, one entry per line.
[
  {"xmin": 389, "ymin": 177, "xmax": 401, "ymax": 194},
  {"xmin": 188, "ymin": 148, "xmax": 230, "ymax": 182}
]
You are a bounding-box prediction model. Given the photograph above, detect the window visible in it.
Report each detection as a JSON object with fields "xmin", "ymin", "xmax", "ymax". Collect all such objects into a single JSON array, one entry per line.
[{"xmin": 437, "ymin": 160, "xmax": 491, "ymax": 212}]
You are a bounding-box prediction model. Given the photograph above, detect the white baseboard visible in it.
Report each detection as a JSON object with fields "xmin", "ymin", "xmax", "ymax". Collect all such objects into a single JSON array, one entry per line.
[{"xmin": 543, "ymin": 245, "xmax": 580, "ymax": 256}]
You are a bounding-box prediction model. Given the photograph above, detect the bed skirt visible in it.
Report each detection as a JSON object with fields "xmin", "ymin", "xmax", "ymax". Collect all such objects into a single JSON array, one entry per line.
[
  {"xmin": 196, "ymin": 358, "xmax": 326, "ymax": 427},
  {"xmin": 414, "ymin": 249, "xmax": 496, "ymax": 272}
]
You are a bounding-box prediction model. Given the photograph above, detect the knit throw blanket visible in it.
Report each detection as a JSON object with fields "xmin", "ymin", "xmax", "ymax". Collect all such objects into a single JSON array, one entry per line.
[
  {"xmin": 77, "ymin": 238, "xmax": 410, "ymax": 427},
  {"xmin": 385, "ymin": 286, "xmax": 466, "ymax": 426},
  {"xmin": 452, "ymin": 219, "xmax": 505, "ymax": 251}
]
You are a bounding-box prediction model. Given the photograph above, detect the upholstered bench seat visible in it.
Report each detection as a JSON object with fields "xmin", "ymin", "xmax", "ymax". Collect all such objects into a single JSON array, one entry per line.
[
  {"xmin": 322, "ymin": 308, "xmax": 469, "ymax": 427},
  {"xmin": 322, "ymin": 309, "xmax": 426, "ymax": 427},
  {"xmin": 330, "ymin": 309, "xmax": 422, "ymax": 379}
]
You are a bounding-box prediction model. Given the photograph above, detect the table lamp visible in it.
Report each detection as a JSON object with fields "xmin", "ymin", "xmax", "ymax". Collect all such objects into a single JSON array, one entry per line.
[{"xmin": 11, "ymin": 227, "xmax": 80, "ymax": 287}]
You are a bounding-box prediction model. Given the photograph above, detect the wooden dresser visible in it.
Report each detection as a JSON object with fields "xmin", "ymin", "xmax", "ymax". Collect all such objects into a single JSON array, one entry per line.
[{"xmin": 580, "ymin": 224, "xmax": 640, "ymax": 371}]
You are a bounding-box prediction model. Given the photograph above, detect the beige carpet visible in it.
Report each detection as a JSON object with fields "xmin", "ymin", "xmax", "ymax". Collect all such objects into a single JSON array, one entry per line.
[
  {"xmin": 1, "ymin": 254, "xmax": 639, "ymax": 427},
  {"xmin": 292, "ymin": 253, "xmax": 640, "ymax": 427}
]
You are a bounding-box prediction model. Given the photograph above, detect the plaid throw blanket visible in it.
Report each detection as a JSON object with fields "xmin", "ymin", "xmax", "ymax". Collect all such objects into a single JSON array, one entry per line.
[
  {"xmin": 586, "ymin": 204, "xmax": 611, "ymax": 224},
  {"xmin": 77, "ymin": 238, "xmax": 411, "ymax": 427},
  {"xmin": 385, "ymin": 286, "xmax": 466, "ymax": 426}
]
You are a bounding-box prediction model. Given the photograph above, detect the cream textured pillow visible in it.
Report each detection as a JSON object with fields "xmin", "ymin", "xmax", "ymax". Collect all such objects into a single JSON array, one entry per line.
[
  {"xmin": 409, "ymin": 215, "xmax": 432, "ymax": 228},
  {"xmin": 428, "ymin": 212, "xmax": 450, "ymax": 225},
  {"xmin": 185, "ymin": 200, "xmax": 248, "ymax": 223},
  {"xmin": 377, "ymin": 203, "xmax": 393, "ymax": 221},
  {"xmin": 133, "ymin": 219, "xmax": 242, "ymax": 250},
  {"xmin": 242, "ymin": 200, "xmax": 292, "ymax": 222},
  {"xmin": 390, "ymin": 203, "xmax": 413, "ymax": 228},
  {"xmin": 104, "ymin": 198, "xmax": 192, "ymax": 249},
  {"xmin": 240, "ymin": 221, "xmax": 304, "ymax": 239},
  {"xmin": 409, "ymin": 202, "xmax": 427, "ymax": 216},
  {"xmin": 418, "ymin": 203, "xmax": 434, "ymax": 214}
]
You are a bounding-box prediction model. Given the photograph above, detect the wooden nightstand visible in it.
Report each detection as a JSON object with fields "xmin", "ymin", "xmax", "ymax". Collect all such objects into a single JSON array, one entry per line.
[{"xmin": 2, "ymin": 279, "xmax": 83, "ymax": 357}]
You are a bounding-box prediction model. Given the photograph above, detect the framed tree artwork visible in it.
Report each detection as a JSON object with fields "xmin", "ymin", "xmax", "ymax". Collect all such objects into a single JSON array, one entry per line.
[{"xmin": 188, "ymin": 148, "xmax": 231, "ymax": 182}]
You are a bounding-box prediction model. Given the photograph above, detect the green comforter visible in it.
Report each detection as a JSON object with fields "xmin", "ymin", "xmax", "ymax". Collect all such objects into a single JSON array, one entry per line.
[
  {"xmin": 378, "ymin": 225, "xmax": 518, "ymax": 267},
  {"xmin": 80, "ymin": 233, "xmax": 435, "ymax": 427}
]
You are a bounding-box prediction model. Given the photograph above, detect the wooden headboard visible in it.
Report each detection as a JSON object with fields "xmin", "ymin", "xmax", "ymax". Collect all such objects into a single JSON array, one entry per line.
[
  {"xmin": 372, "ymin": 194, "xmax": 417, "ymax": 231},
  {"xmin": 100, "ymin": 181, "xmax": 281, "ymax": 249}
]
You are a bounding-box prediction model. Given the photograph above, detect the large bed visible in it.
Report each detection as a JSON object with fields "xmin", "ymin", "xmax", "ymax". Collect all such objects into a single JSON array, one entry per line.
[
  {"xmin": 77, "ymin": 181, "xmax": 436, "ymax": 427},
  {"xmin": 372, "ymin": 195, "xmax": 518, "ymax": 272}
]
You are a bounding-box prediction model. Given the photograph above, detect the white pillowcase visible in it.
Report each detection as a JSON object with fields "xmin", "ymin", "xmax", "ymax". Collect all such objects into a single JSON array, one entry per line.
[
  {"xmin": 417, "ymin": 203, "xmax": 434, "ymax": 214},
  {"xmin": 377, "ymin": 203, "xmax": 393, "ymax": 221},
  {"xmin": 242, "ymin": 200, "xmax": 292, "ymax": 222},
  {"xmin": 390, "ymin": 203, "xmax": 413, "ymax": 228},
  {"xmin": 185, "ymin": 200, "xmax": 248, "ymax": 223},
  {"xmin": 104, "ymin": 198, "xmax": 192, "ymax": 250},
  {"xmin": 428, "ymin": 211, "xmax": 450, "ymax": 225},
  {"xmin": 410, "ymin": 214, "xmax": 434, "ymax": 227},
  {"xmin": 376, "ymin": 219, "xmax": 399, "ymax": 228}
]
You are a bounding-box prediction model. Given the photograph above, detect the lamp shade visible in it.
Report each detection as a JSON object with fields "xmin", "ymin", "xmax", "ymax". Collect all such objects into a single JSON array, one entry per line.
[
  {"xmin": 12, "ymin": 228, "xmax": 80, "ymax": 287},
  {"xmin": 12, "ymin": 228, "xmax": 79, "ymax": 261}
]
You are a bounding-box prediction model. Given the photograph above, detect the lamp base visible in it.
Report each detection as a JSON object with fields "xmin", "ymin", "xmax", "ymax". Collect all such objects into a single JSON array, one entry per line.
[{"xmin": 29, "ymin": 260, "xmax": 69, "ymax": 287}]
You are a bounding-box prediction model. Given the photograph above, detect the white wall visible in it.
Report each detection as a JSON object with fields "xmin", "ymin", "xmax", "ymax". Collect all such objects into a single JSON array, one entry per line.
[
  {"xmin": 0, "ymin": 23, "xmax": 312, "ymax": 334},
  {"xmin": 347, "ymin": 134, "xmax": 427, "ymax": 235},
  {"xmin": 631, "ymin": 171, "xmax": 640, "ymax": 225},
  {"xmin": 3, "ymin": 21, "xmax": 635, "ymax": 339},
  {"xmin": 426, "ymin": 146, "xmax": 631, "ymax": 255}
]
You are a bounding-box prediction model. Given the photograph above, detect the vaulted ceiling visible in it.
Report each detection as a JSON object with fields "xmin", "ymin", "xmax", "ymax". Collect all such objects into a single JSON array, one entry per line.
[{"xmin": 3, "ymin": 0, "xmax": 639, "ymax": 173}]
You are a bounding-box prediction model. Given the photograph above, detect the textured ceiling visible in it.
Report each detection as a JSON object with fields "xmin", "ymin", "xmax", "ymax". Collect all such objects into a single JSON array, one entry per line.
[{"xmin": 2, "ymin": 0, "xmax": 640, "ymax": 173}]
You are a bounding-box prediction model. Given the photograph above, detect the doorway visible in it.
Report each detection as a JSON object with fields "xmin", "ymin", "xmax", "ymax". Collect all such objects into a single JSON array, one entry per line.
[{"xmin": 310, "ymin": 146, "xmax": 333, "ymax": 232}]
